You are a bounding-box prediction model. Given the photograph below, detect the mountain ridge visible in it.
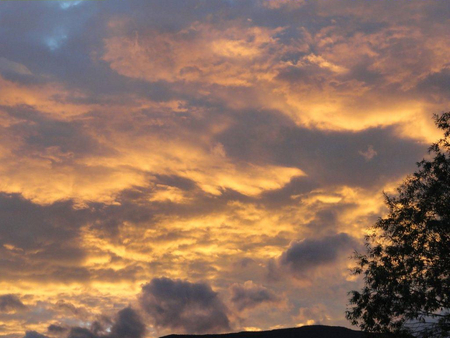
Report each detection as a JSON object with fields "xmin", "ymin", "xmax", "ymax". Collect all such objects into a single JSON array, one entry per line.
[{"xmin": 161, "ymin": 325, "xmax": 384, "ymax": 338}]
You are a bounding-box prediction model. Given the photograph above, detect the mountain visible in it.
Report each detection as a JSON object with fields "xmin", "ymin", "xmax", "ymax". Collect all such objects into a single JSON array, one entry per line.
[{"xmin": 161, "ymin": 325, "xmax": 384, "ymax": 338}]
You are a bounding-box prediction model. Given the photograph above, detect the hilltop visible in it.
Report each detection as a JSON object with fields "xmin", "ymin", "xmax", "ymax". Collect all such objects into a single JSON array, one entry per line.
[{"xmin": 161, "ymin": 325, "xmax": 384, "ymax": 338}]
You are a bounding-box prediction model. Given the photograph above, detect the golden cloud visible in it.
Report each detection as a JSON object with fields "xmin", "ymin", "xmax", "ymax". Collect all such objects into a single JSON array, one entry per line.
[{"xmin": 102, "ymin": 18, "xmax": 449, "ymax": 143}]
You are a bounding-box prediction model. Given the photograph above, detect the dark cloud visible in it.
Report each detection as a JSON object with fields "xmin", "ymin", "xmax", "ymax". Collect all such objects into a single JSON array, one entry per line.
[
  {"xmin": 0, "ymin": 192, "xmax": 146, "ymax": 284},
  {"xmin": 67, "ymin": 327, "xmax": 97, "ymax": 338},
  {"xmin": 217, "ymin": 113, "xmax": 427, "ymax": 189},
  {"xmin": 108, "ymin": 307, "xmax": 146, "ymax": 338},
  {"xmin": 20, "ymin": 117, "xmax": 112, "ymax": 159},
  {"xmin": 63, "ymin": 307, "xmax": 145, "ymax": 338},
  {"xmin": 258, "ymin": 176, "xmax": 319, "ymax": 210},
  {"xmin": 230, "ymin": 281, "xmax": 279, "ymax": 312},
  {"xmin": 0, "ymin": 193, "xmax": 86, "ymax": 256},
  {"xmin": 417, "ymin": 68, "xmax": 450, "ymax": 101},
  {"xmin": 0, "ymin": 193, "xmax": 94, "ymax": 284},
  {"xmin": 1, "ymin": 105, "xmax": 116, "ymax": 164},
  {"xmin": 139, "ymin": 277, "xmax": 230, "ymax": 334},
  {"xmin": 0, "ymin": 294, "xmax": 27, "ymax": 313},
  {"xmin": 53, "ymin": 301, "xmax": 89, "ymax": 321},
  {"xmin": 47, "ymin": 324, "xmax": 68, "ymax": 334},
  {"xmin": 23, "ymin": 332, "xmax": 49, "ymax": 338},
  {"xmin": 153, "ymin": 175, "xmax": 198, "ymax": 192},
  {"xmin": 280, "ymin": 233, "xmax": 358, "ymax": 277}
]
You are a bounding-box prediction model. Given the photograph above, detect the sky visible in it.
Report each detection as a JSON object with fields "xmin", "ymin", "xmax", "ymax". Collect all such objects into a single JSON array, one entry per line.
[{"xmin": 0, "ymin": 0, "xmax": 449, "ymax": 337}]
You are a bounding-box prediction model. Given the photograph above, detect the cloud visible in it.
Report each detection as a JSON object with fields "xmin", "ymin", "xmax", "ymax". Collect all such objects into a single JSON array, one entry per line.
[
  {"xmin": 216, "ymin": 112, "xmax": 425, "ymax": 189},
  {"xmin": 358, "ymin": 145, "xmax": 377, "ymax": 161},
  {"xmin": 62, "ymin": 307, "xmax": 145, "ymax": 338},
  {"xmin": 0, "ymin": 102, "xmax": 304, "ymax": 206},
  {"xmin": 0, "ymin": 75, "xmax": 96, "ymax": 118},
  {"xmin": 0, "ymin": 193, "xmax": 89, "ymax": 284},
  {"xmin": 23, "ymin": 332, "xmax": 49, "ymax": 338},
  {"xmin": 66, "ymin": 328, "xmax": 97, "ymax": 338},
  {"xmin": 1, "ymin": 0, "xmax": 449, "ymax": 334},
  {"xmin": 106, "ymin": 307, "xmax": 146, "ymax": 338},
  {"xmin": 100, "ymin": 5, "xmax": 448, "ymax": 143},
  {"xmin": 53, "ymin": 301, "xmax": 89, "ymax": 321},
  {"xmin": 0, "ymin": 295, "xmax": 27, "ymax": 313},
  {"xmin": 259, "ymin": 0, "xmax": 306, "ymax": 10},
  {"xmin": 229, "ymin": 281, "xmax": 280, "ymax": 312},
  {"xmin": 279, "ymin": 233, "xmax": 358, "ymax": 278},
  {"xmin": 0, "ymin": 57, "xmax": 32, "ymax": 76},
  {"xmin": 47, "ymin": 324, "xmax": 68, "ymax": 334},
  {"xmin": 416, "ymin": 67, "xmax": 450, "ymax": 100},
  {"xmin": 139, "ymin": 277, "xmax": 230, "ymax": 334},
  {"xmin": 295, "ymin": 304, "xmax": 330, "ymax": 326},
  {"xmin": 103, "ymin": 20, "xmax": 284, "ymax": 87}
]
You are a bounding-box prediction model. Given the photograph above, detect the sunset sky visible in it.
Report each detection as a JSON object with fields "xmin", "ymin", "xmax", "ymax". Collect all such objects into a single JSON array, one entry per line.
[{"xmin": 0, "ymin": 1, "xmax": 449, "ymax": 337}]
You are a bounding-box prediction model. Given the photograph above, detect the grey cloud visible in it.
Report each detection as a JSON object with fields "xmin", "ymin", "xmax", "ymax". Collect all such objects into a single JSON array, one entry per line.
[
  {"xmin": 187, "ymin": 261, "xmax": 218, "ymax": 280},
  {"xmin": 417, "ymin": 68, "xmax": 450, "ymax": 100},
  {"xmin": 86, "ymin": 199, "xmax": 156, "ymax": 240},
  {"xmin": 230, "ymin": 282, "xmax": 279, "ymax": 312},
  {"xmin": 105, "ymin": 183, "xmax": 250, "ymax": 229},
  {"xmin": 53, "ymin": 301, "xmax": 89, "ymax": 320},
  {"xmin": 0, "ymin": 193, "xmax": 86, "ymax": 253},
  {"xmin": 303, "ymin": 208, "xmax": 353, "ymax": 238},
  {"xmin": 216, "ymin": 113, "xmax": 426, "ymax": 189},
  {"xmin": 0, "ymin": 57, "xmax": 32, "ymax": 76},
  {"xmin": 63, "ymin": 307, "xmax": 145, "ymax": 338},
  {"xmin": 3, "ymin": 106, "xmax": 115, "ymax": 160},
  {"xmin": 0, "ymin": 294, "xmax": 27, "ymax": 313},
  {"xmin": 0, "ymin": 184, "xmax": 245, "ymax": 285},
  {"xmin": 66, "ymin": 328, "xmax": 96, "ymax": 338},
  {"xmin": 266, "ymin": 258, "xmax": 281, "ymax": 283},
  {"xmin": 275, "ymin": 63, "xmax": 333, "ymax": 85},
  {"xmin": 0, "ymin": 192, "xmax": 146, "ymax": 285},
  {"xmin": 258, "ymin": 176, "xmax": 319, "ymax": 210},
  {"xmin": 280, "ymin": 233, "xmax": 358, "ymax": 277},
  {"xmin": 153, "ymin": 175, "xmax": 198, "ymax": 192},
  {"xmin": 139, "ymin": 277, "xmax": 230, "ymax": 334},
  {"xmin": 108, "ymin": 307, "xmax": 146, "ymax": 338},
  {"xmin": 237, "ymin": 258, "xmax": 255, "ymax": 268},
  {"xmin": 0, "ymin": 193, "xmax": 92, "ymax": 284},
  {"xmin": 0, "ymin": 191, "xmax": 149, "ymax": 284},
  {"xmin": 47, "ymin": 324, "xmax": 68, "ymax": 334},
  {"xmin": 1, "ymin": 301, "xmax": 57, "ymax": 328},
  {"xmin": 0, "ymin": 1, "xmax": 260, "ymax": 99},
  {"xmin": 0, "ymin": 257, "xmax": 90, "ymax": 285},
  {"xmin": 23, "ymin": 332, "xmax": 49, "ymax": 338}
]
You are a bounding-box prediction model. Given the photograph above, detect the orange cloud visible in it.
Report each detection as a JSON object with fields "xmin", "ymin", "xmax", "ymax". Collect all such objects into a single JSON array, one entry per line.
[
  {"xmin": 102, "ymin": 17, "xmax": 449, "ymax": 143},
  {"xmin": 103, "ymin": 20, "xmax": 285, "ymax": 87}
]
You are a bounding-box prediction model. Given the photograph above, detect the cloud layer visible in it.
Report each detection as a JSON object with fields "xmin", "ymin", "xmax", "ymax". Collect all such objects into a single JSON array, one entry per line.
[{"xmin": 0, "ymin": 0, "xmax": 448, "ymax": 337}]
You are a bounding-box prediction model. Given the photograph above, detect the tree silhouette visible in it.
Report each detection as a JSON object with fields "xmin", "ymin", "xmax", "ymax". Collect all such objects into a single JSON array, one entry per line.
[{"xmin": 346, "ymin": 113, "xmax": 450, "ymax": 338}]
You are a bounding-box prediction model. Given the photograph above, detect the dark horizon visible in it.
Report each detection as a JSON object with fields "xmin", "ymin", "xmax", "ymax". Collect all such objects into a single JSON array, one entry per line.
[{"xmin": 161, "ymin": 325, "xmax": 382, "ymax": 338}]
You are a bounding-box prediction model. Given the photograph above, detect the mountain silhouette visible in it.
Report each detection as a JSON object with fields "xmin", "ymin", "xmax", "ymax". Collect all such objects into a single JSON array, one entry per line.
[{"xmin": 161, "ymin": 325, "xmax": 384, "ymax": 338}]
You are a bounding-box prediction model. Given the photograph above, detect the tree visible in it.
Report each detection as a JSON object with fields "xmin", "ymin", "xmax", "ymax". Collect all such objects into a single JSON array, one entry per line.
[{"xmin": 346, "ymin": 113, "xmax": 450, "ymax": 338}]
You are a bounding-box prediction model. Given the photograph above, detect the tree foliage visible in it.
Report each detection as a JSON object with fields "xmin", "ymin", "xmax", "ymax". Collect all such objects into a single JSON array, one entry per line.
[{"xmin": 346, "ymin": 113, "xmax": 450, "ymax": 338}]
